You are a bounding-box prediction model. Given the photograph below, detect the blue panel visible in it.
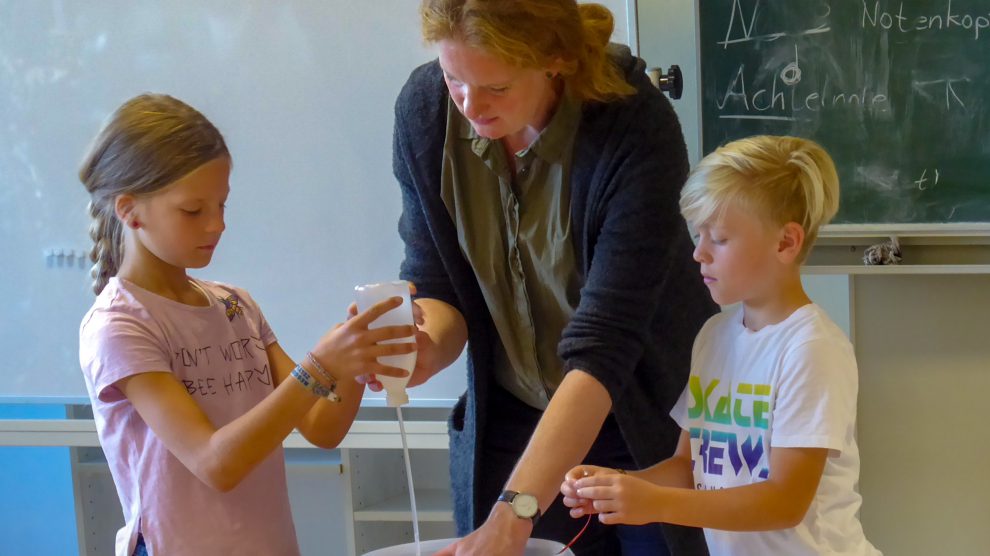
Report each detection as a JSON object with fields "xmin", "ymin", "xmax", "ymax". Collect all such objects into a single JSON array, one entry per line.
[{"xmin": 0, "ymin": 404, "xmax": 79, "ymax": 555}]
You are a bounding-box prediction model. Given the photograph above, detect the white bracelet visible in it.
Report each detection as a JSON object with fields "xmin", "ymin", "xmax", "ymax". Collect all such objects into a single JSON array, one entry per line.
[
  {"xmin": 292, "ymin": 365, "xmax": 336, "ymax": 399},
  {"xmin": 291, "ymin": 365, "xmax": 336, "ymax": 400}
]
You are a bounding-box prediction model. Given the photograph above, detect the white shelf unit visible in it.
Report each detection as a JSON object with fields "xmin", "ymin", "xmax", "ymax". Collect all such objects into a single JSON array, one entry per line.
[
  {"xmin": 1, "ymin": 405, "xmax": 457, "ymax": 556},
  {"xmin": 68, "ymin": 443, "xmax": 355, "ymax": 555},
  {"xmin": 342, "ymin": 408, "xmax": 455, "ymax": 555}
]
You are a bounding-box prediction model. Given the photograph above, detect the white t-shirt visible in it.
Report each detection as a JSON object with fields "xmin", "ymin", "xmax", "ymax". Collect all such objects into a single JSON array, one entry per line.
[
  {"xmin": 671, "ymin": 304, "xmax": 880, "ymax": 556},
  {"xmin": 79, "ymin": 277, "xmax": 300, "ymax": 556}
]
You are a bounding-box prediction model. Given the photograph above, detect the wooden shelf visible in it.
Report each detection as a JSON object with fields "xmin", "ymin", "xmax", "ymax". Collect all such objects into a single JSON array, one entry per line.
[{"xmin": 353, "ymin": 488, "xmax": 453, "ymax": 523}]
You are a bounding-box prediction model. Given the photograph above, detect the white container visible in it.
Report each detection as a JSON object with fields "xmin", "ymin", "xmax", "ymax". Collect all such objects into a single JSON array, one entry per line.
[
  {"xmin": 362, "ymin": 537, "xmax": 574, "ymax": 556},
  {"xmin": 354, "ymin": 280, "xmax": 417, "ymax": 407}
]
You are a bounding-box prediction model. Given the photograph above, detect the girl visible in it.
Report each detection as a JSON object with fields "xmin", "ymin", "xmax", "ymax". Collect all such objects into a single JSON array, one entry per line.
[{"xmin": 78, "ymin": 93, "xmax": 415, "ymax": 556}]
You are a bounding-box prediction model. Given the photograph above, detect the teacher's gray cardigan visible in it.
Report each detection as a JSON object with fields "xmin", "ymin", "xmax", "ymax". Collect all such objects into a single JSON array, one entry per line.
[{"xmin": 393, "ymin": 46, "xmax": 719, "ymax": 534}]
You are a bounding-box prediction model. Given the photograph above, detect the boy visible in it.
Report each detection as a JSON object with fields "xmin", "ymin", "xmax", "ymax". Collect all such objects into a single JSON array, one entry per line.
[{"xmin": 561, "ymin": 136, "xmax": 881, "ymax": 555}]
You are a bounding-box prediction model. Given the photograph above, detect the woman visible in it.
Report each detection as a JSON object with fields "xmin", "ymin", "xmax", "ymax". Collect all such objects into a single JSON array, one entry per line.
[{"xmin": 391, "ymin": 1, "xmax": 717, "ymax": 554}]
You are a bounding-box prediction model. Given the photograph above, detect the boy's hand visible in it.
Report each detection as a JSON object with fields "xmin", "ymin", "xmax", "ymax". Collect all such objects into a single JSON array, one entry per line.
[
  {"xmin": 312, "ymin": 296, "xmax": 416, "ymax": 381},
  {"xmin": 571, "ymin": 471, "xmax": 664, "ymax": 526},
  {"xmin": 561, "ymin": 465, "xmax": 615, "ymax": 518}
]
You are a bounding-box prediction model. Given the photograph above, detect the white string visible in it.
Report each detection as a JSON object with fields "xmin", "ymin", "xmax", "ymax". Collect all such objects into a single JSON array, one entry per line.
[{"xmin": 397, "ymin": 406, "xmax": 421, "ymax": 556}]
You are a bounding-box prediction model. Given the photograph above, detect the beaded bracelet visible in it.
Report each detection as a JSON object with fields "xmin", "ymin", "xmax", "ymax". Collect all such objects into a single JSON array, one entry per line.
[
  {"xmin": 306, "ymin": 352, "xmax": 341, "ymax": 403},
  {"xmin": 291, "ymin": 365, "xmax": 336, "ymax": 400}
]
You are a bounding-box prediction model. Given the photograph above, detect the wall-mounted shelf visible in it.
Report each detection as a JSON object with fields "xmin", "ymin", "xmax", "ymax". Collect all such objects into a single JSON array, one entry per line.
[
  {"xmin": 806, "ymin": 231, "xmax": 990, "ymax": 275},
  {"xmin": 804, "ymin": 264, "xmax": 990, "ymax": 275}
]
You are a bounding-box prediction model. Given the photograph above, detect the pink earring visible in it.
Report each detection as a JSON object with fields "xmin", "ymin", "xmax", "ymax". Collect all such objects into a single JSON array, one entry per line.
[{"xmin": 129, "ymin": 220, "xmax": 140, "ymax": 229}]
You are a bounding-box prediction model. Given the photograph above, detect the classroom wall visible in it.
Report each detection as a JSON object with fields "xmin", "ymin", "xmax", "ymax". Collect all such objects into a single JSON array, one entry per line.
[
  {"xmin": 0, "ymin": 0, "xmax": 631, "ymax": 406},
  {"xmin": 854, "ymin": 275, "xmax": 990, "ymax": 555},
  {"xmin": 0, "ymin": 3, "xmax": 634, "ymax": 554},
  {"xmin": 636, "ymin": 0, "xmax": 701, "ymax": 165}
]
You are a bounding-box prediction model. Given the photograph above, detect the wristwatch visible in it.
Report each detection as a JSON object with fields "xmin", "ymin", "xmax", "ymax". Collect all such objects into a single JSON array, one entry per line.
[{"xmin": 497, "ymin": 490, "xmax": 541, "ymax": 525}]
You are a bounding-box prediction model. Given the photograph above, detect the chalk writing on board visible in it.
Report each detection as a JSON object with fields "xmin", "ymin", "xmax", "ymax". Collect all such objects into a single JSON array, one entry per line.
[
  {"xmin": 862, "ymin": 2, "xmax": 990, "ymax": 40},
  {"xmin": 915, "ymin": 169, "xmax": 940, "ymax": 191},
  {"xmin": 701, "ymin": 0, "xmax": 990, "ymax": 224},
  {"xmin": 719, "ymin": 0, "xmax": 831, "ymax": 47},
  {"xmin": 912, "ymin": 78, "xmax": 970, "ymax": 110},
  {"xmin": 715, "ymin": 58, "xmax": 891, "ymax": 123}
]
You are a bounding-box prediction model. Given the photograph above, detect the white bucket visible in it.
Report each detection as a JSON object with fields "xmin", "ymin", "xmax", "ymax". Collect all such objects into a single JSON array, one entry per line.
[{"xmin": 362, "ymin": 537, "xmax": 574, "ymax": 556}]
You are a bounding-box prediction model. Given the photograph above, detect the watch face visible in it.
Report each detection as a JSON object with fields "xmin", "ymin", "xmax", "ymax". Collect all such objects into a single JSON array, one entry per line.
[{"xmin": 513, "ymin": 493, "xmax": 539, "ymax": 518}]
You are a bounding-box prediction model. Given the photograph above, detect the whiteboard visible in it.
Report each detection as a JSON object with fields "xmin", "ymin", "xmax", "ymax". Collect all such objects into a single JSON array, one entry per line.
[{"xmin": 0, "ymin": 0, "xmax": 630, "ymax": 403}]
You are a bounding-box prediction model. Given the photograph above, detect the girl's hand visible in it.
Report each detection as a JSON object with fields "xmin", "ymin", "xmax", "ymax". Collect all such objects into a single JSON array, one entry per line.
[
  {"xmin": 571, "ymin": 471, "xmax": 664, "ymax": 526},
  {"xmin": 311, "ymin": 296, "xmax": 416, "ymax": 381},
  {"xmin": 561, "ymin": 465, "xmax": 617, "ymax": 518},
  {"xmin": 345, "ymin": 302, "xmax": 389, "ymax": 390},
  {"xmin": 346, "ymin": 283, "xmax": 424, "ymax": 326},
  {"xmin": 349, "ymin": 282, "xmax": 424, "ymax": 390}
]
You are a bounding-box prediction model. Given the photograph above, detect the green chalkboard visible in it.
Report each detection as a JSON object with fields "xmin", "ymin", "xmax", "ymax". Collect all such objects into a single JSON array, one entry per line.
[{"xmin": 700, "ymin": 0, "xmax": 990, "ymax": 224}]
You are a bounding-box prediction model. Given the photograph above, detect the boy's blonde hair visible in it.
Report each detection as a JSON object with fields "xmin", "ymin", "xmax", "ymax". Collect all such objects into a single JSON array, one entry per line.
[
  {"xmin": 680, "ymin": 135, "xmax": 839, "ymax": 262},
  {"xmin": 420, "ymin": 0, "xmax": 635, "ymax": 102}
]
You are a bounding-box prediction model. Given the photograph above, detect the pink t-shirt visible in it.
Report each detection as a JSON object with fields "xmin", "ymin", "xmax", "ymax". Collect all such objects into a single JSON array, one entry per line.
[{"xmin": 79, "ymin": 277, "xmax": 300, "ymax": 556}]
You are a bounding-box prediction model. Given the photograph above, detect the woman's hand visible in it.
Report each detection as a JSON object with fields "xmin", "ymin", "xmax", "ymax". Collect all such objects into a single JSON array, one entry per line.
[
  {"xmin": 310, "ymin": 296, "xmax": 415, "ymax": 381},
  {"xmin": 406, "ymin": 305, "xmax": 443, "ymax": 387},
  {"xmin": 434, "ymin": 502, "xmax": 532, "ymax": 556}
]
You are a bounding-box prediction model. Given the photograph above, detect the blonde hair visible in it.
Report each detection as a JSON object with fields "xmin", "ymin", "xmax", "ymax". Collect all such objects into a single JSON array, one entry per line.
[
  {"xmin": 680, "ymin": 135, "xmax": 839, "ymax": 262},
  {"xmin": 78, "ymin": 94, "xmax": 229, "ymax": 295},
  {"xmin": 420, "ymin": 0, "xmax": 635, "ymax": 102}
]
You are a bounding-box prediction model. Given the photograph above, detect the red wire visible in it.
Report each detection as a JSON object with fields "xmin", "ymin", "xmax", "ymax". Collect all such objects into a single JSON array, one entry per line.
[{"xmin": 557, "ymin": 514, "xmax": 592, "ymax": 554}]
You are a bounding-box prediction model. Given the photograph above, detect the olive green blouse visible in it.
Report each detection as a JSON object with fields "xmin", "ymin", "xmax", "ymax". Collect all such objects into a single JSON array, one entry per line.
[{"xmin": 439, "ymin": 93, "xmax": 582, "ymax": 409}]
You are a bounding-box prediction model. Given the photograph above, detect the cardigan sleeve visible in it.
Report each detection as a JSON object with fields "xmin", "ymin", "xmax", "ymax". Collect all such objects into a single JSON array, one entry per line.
[
  {"xmin": 558, "ymin": 67, "xmax": 703, "ymax": 403},
  {"xmin": 393, "ymin": 62, "xmax": 461, "ymax": 311}
]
